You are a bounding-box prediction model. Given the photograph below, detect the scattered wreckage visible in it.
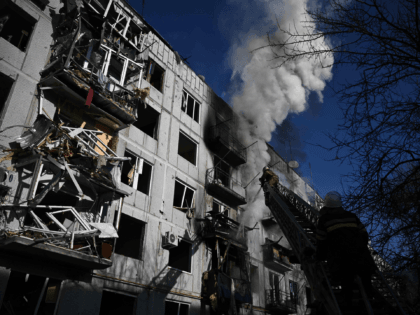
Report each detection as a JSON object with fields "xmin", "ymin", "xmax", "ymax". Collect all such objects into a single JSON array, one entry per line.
[{"xmin": 0, "ymin": 112, "xmax": 131, "ymax": 269}]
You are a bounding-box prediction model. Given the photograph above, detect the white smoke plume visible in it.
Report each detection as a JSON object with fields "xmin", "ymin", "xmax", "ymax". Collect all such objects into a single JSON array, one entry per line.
[{"xmin": 228, "ymin": 0, "xmax": 334, "ymax": 225}]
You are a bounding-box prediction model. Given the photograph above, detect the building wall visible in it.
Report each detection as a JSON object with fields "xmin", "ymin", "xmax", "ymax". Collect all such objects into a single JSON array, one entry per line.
[{"xmin": 0, "ymin": 1, "xmax": 317, "ymax": 315}]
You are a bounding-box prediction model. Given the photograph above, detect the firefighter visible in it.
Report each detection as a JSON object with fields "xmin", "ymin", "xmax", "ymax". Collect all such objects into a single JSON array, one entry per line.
[
  {"xmin": 259, "ymin": 166, "xmax": 279, "ymax": 205},
  {"xmin": 315, "ymin": 191, "xmax": 377, "ymax": 309}
]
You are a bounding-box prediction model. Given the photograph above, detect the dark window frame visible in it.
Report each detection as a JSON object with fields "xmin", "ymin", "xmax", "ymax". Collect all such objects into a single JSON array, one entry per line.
[
  {"xmin": 0, "ymin": 1, "xmax": 37, "ymax": 52},
  {"xmin": 181, "ymin": 89, "xmax": 200, "ymax": 123},
  {"xmin": 133, "ymin": 104, "xmax": 160, "ymax": 140},
  {"xmin": 99, "ymin": 289, "xmax": 137, "ymax": 315},
  {"xmin": 144, "ymin": 58, "xmax": 165, "ymax": 92},
  {"xmin": 167, "ymin": 239, "xmax": 193, "ymax": 273},
  {"xmin": 0, "ymin": 72, "xmax": 15, "ymax": 121},
  {"xmin": 173, "ymin": 180, "xmax": 195, "ymax": 209},
  {"xmin": 121, "ymin": 150, "xmax": 153, "ymax": 196},
  {"xmin": 114, "ymin": 212, "xmax": 147, "ymax": 260},
  {"xmin": 164, "ymin": 300, "xmax": 190, "ymax": 315},
  {"xmin": 178, "ymin": 131, "xmax": 198, "ymax": 166}
]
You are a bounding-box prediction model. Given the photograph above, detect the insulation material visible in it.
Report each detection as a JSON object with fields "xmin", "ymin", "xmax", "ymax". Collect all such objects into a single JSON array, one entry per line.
[
  {"xmin": 95, "ymin": 132, "xmax": 112, "ymax": 156},
  {"xmin": 89, "ymin": 222, "xmax": 118, "ymax": 238},
  {"xmin": 109, "ymin": 161, "xmax": 121, "ymax": 189},
  {"xmin": 132, "ymin": 86, "xmax": 150, "ymax": 102}
]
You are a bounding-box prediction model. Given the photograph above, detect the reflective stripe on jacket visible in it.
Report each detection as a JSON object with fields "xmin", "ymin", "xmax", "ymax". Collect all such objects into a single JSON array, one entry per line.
[{"xmin": 315, "ymin": 207, "xmax": 376, "ymax": 277}]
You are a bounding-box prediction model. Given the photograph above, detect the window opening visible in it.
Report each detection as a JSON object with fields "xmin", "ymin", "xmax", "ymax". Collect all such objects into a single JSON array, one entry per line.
[
  {"xmin": 269, "ymin": 272, "xmax": 284, "ymax": 304},
  {"xmin": 99, "ymin": 290, "xmax": 136, "ymax": 315},
  {"xmin": 164, "ymin": 301, "xmax": 189, "ymax": 315},
  {"xmin": 178, "ymin": 132, "xmax": 197, "ymax": 165},
  {"xmin": 114, "ymin": 212, "xmax": 146, "ymax": 260},
  {"xmin": 108, "ymin": 53, "xmax": 125, "ymax": 84},
  {"xmin": 214, "ymin": 156, "xmax": 230, "ymax": 187},
  {"xmin": 0, "ymin": 271, "xmax": 62, "ymax": 315},
  {"xmin": 250, "ymin": 265, "xmax": 259, "ymax": 305},
  {"xmin": 121, "ymin": 150, "xmax": 153, "ymax": 195},
  {"xmin": 124, "ymin": 61, "xmax": 141, "ymax": 86},
  {"xmin": 0, "ymin": 72, "xmax": 14, "ymax": 116},
  {"xmin": 173, "ymin": 180, "xmax": 195, "ymax": 209},
  {"xmin": 306, "ymin": 287, "xmax": 312, "ymax": 304},
  {"xmin": 168, "ymin": 240, "xmax": 192, "ymax": 272},
  {"xmin": 144, "ymin": 59, "xmax": 165, "ymax": 92},
  {"xmin": 289, "ymin": 280, "xmax": 298, "ymax": 304},
  {"xmin": 133, "ymin": 105, "xmax": 159, "ymax": 140},
  {"xmin": 0, "ymin": 1, "xmax": 36, "ymax": 52},
  {"xmin": 181, "ymin": 90, "xmax": 200, "ymax": 123}
]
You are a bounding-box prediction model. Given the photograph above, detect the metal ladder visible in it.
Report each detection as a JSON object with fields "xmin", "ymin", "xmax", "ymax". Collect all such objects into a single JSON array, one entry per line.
[{"xmin": 263, "ymin": 182, "xmax": 415, "ymax": 315}]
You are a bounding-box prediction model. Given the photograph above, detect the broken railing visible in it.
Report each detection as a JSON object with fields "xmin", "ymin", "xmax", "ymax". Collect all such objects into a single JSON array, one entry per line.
[{"xmin": 0, "ymin": 114, "xmax": 130, "ymax": 262}]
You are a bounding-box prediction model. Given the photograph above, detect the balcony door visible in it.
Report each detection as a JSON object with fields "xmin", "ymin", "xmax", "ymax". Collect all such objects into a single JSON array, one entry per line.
[
  {"xmin": 269, "ymin": 272, "xmax": 282, "ymax": 305},
  {"xmin": 214, "ymin": 156, "xmax": 231, "ymax": 187}
]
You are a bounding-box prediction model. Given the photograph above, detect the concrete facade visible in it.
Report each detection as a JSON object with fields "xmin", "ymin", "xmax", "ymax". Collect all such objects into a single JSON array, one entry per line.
[{"xmin": 0, "ymin": 1, "xmax": 322, "ymax": 315}]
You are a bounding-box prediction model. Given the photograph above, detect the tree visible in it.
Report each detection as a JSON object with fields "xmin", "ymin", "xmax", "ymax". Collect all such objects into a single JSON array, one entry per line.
[{"xmin": 259, "ymin": 0, "xmax": 420, "ymax": 310}]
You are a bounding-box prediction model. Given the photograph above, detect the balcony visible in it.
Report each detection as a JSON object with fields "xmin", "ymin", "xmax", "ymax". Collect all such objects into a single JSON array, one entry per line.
[
  {"xmin": 265, "ymin": 289, "xmax": 297, "ymax": 314},
  {"xmin": 206, "ymin": 168, "xmax": 246, "ymax": 207},
  {"xmin": 199, "ymin": 210, "xmax": 251, "ymax": 251},
  {"xmin": 40, "ymin": 53, "xmax": 143, "ymax": 129},
  {"xmin": 208, "ymin": 124, "xmax": 247, "ymax": 166},
  {"xmin": 262, "ymin": 240, "xmax": 294, "ymax": 273},
  {"xmin": 39, "ymin": 9, "xmax": 150, "ymax": 129},
  {"xmin": 202, "ymin": 269, "xmax": 252, "ymax": 310}
]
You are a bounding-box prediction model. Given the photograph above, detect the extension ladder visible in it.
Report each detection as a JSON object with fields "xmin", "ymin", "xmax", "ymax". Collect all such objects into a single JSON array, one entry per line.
[{"xmin": 262, "ymin": 182, "xmax": 416, "ymax": 315}]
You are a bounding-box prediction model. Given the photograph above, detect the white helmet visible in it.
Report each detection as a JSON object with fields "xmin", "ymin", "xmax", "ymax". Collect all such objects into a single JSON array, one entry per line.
[
  {"xmin": 263, "ymin": 166, "xmax": 270, "ymax": 172},
  {"xmin": 324, "ymin": 191, "xmax": 342, "ymax": 208}
]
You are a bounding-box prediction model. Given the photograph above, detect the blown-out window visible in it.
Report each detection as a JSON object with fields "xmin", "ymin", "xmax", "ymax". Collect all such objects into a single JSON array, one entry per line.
[
  {"xmin": 0, "ymin": 72, "xmax": 14, "ymax": 116},
  {"xmin": 134, "ymin": 105, "xmax": 159, "ymax": 140},
  {"xmin": 181, "ymin": 90, "xmax": 200, "ymax": 123},
  {"xmin": 144, "ymin": 59, "xmax": 165, "ymax": 92},
  {"xmin": 168, "ymin": 240, "xmax": 192, "ymax": 273},
  {"xmin": 173, "ymin": 180, "xmax": 195, "ymax": 209},
  {"xmin": 165, "ymin": 301, "xmax": 189, "ymax": 315},
  {"xmin": 99, "ymin": 290, "xmax": 137, "ymax": 315},
  {"xmin": 0, "ymin": 1, "xmax": 36, "ymax": 52},
  {"xmin": 121, "ymin": 150, "xmax": 153, "ymax": 195},
  {"xmin": 178, "ymin": 132, "xmax": 197, "ymax": 165},
  {"xmin": 114, "ymin": 212, "xmax": 146, "ymax": 260}
]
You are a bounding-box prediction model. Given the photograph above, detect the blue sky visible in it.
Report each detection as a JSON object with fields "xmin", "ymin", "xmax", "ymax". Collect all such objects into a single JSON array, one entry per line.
[{"xmin": 130, "ymin": 0, "xmax": 356, "ymax": 199}]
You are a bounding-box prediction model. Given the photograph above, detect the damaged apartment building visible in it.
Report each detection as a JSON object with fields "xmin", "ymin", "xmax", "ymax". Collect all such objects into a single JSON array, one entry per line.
[{"xmin": 0, "ymin": 0, "xmax": 322, "ymax": 314}]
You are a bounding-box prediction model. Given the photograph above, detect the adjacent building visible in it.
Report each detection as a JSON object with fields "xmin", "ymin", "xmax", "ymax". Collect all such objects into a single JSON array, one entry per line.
[{"xmin": 0, "ymin": 1, "xmax": 322, "ymax": 314}]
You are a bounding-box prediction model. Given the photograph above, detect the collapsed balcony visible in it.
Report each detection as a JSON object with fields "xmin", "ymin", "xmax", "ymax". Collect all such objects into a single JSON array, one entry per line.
[
  {"xmin": 202, "ymin": 270, "xmax": 252, "ymax": 309},
  {"xmin": 199, "ymin": 207, "xmax": 251, "ymax": 251},
  {"xmin": 206, "ymin": 167, "xmax": 246, "ymax": 207},
  {"xmin": 208, "ymin": 124, "xmax": 247, "ymax": 166},
  {"xmin": 202, "ymin": 245, "xmax": 252, "ymax": 313},
  {"xmin": 262, "ymin": 239, "xmax": 294, "ymax": 273},
  {"xmin": 0, "ymin": 114, "xmax": 129, "ymax": 271},
  {"xmin": 265, "ymin": 288, "xmax": 298, "ymax": 314},
  {"xmin": 40, "ymin": 0, "xmax": 151, "ymax": 127}
]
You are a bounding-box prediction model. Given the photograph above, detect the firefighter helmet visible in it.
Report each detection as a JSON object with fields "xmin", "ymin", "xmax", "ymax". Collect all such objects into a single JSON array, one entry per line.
[{"xmin": 324, "ymin": 191, "xmax": 342, "ymax": 208}]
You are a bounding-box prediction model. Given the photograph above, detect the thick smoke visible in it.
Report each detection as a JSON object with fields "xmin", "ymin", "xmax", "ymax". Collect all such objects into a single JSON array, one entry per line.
[{"xmin": 227, "ymin": 0, "xmax": 333, "ymax": 225}]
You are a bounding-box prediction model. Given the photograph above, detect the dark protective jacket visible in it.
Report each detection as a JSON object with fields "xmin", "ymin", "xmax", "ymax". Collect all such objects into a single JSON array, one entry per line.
[
  {"xmin": 259, "ymin": 169, "xmax": 279, "ymax": 187},
  {"xmin": 315, "ymin": 207, "xmax": 376, "ymax": 280}
]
